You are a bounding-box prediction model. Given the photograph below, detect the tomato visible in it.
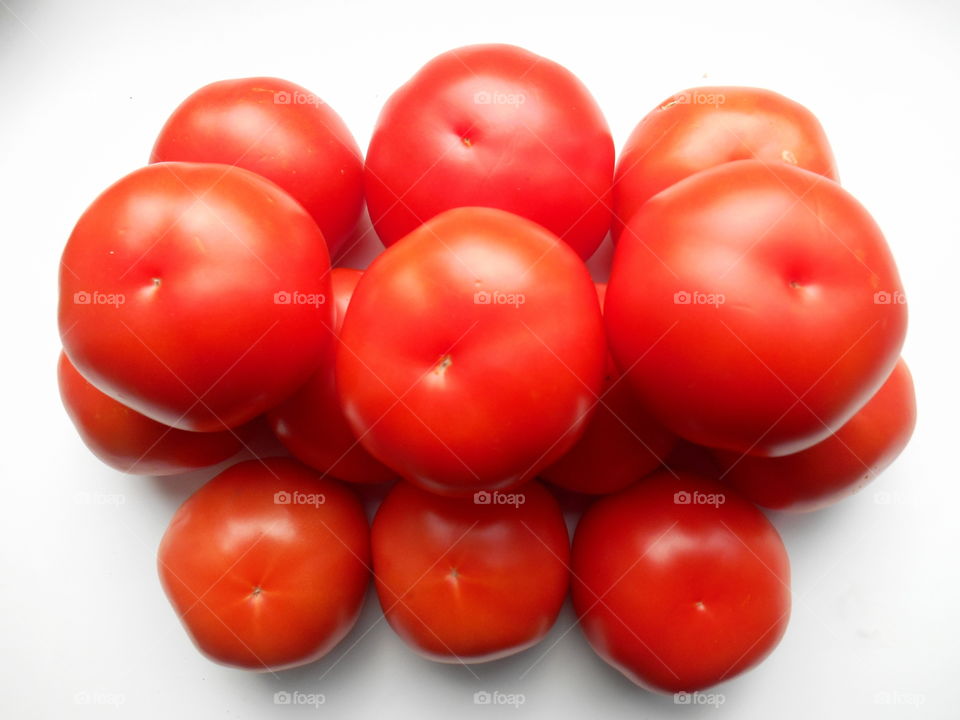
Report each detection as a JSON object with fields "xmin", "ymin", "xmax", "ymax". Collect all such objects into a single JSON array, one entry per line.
[
  {"xmin": 541, "ymin": 283, "xmax": 676, "ymax": 495},
  {"xmin": 150, "ymin": 77, "xmax": 364, "ymax": 257},
  {"xmin": 365, "ymin": 44, "xmax": 614, "ymax": 260},
  {"xmin": 157, "ymin": 458, "xmax": 370, "ymax": 671},
  {"xmin": 713, "ymin": 358, "xmax": 916, "ymax": 512},
  {"xmin": 269, "ymin": 268, "xmax": 395, "ymax": 484},
  {"xmin": 572, "ymin": 471, "xmax": 790, "ymax": 692},
  {"xmin": 371, "ymin": 479, "xmax": 568, "ymax": 662},
  {"xmin": 605, "ymin": 160, "xmax": 907, "ymax": 457},
  {"xmin": 58, "ymin": 352, "xmax": 240, "ymax": 475},
  {"xmin": 613, "ymin": 86, "xmax": 837, "ymax": 240},
  {"xmin": 336, "ymin": 207, "xmax": 605, "ymax": 496},
  {"xmin": 58, "ymin": 162, "xmax": 334, "ymax": 432}
]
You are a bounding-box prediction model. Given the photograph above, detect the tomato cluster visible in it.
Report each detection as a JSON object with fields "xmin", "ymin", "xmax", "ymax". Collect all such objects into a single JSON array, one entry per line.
[{"xmin": 57, "ymin": 44, "xmax": 913, "ymax": 694}]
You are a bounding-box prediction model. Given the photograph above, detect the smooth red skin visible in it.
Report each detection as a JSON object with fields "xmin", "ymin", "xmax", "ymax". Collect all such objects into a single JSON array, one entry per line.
[
  {"xmin": 58, "ymin": 352, "xmax": 240, "ymax": 475},
  {"xmin": 571, "ymin": 472, "xmax": 791, "ymax": 693},
  {"xmin": 613, "ymin": 86, "xmax": 837, "ymax": 240},
  {"xmin": 713, "ymin": 358, "xmax": 916, "ymax": 512},
  {"xmin": 606, "ymin": 160, "xmax": 907, "ymax": 457},
  {"xmin": 372, "ymin": 480, "xmax": 569, "ymax": 663},
  {"xmin": 365, "ymin": 44, "xmax": 614, "ymax": 260},
  {"xmin": 541, "ymin": 283, "xmax": 677, "ymax": 494},
  {"xmin": 336, "ymin": 207, "xmax": 606, "ymax": 496},
  {"xmin": 58, "ymin": 163, "xmax": 334, "ymax": 432},
  {"xmin": 157, "ymin": 458, "xmax": 370, "ymax": 671},
  {"xmin": 268, "ymin": 268, "xmax": 395, "ymax": 484},
  {"xmin": 150, "ymin": 77, "xmax": 364, "ymax": 257}
]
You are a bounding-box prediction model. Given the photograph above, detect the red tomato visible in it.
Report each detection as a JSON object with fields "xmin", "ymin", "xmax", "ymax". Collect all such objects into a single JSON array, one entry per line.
[
  {"xmin": 336, "ymin": 207, "xmax": 606, "ymax": 496},
  {"xmin": 541, "ymin": 283, "xmax": 676, "ymax": 494},
  {"xmin": 157, "ymin": 458, "xmax": 370, "ymax": 671},
  {"xmin": 613, "ymin": 86, "xmax": 837, "ymax": 240},
  {"xmin": 58, "ymin": 352, "xmax": 240, "ymax": 475},
  {"xmin": 365, "ymin": 44, "xmax": 614, "ymax": 260},
  {"xmin": 151, "ymin": 77, "xmax": 364, "ymax": 257},
  {"xmin": 713, "ymin": 358, "xmax": 916, "ymax": 512},
  {"xmin": 371, "ymin": 480, "xmax": 568, "ymax": 662},
  {"xmin": 269, "ymin": 268, "xmax": 395, "ymax": 484},
  {"xmin": 606, "ymin": 160, "xmax": 907, "ymax": 457},
  {"xmin": 572, "ymin": 471, "xmax": 791, "ymax": 692},
  {"xmin": 58, "ymin": 163, "xmax": 334, "ymax": 432}
]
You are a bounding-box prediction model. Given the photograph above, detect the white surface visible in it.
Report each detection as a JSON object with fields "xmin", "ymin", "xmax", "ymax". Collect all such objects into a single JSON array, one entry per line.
[{"xmin": 1, "ymin": 0, "xmax": 957, "ymax": 717}]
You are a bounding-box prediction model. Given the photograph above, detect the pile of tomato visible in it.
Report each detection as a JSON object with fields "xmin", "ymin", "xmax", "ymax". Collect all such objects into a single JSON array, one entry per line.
[{"xmin": 57, "ymin": 44, "xmax": 913, "ymax": 693}]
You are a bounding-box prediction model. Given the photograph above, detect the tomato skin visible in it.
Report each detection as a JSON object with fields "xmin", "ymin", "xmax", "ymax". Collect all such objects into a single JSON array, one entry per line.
[
  {"xmin": 58, "ymin": 352, "xmax": 240, "ymax": 475},
  {"xmin": 613, "ymin": 86, "xmax": 837, "ymax": 240},
  {"xmin": 336, "ymin": 207, "xmax": 606, "ymax": 496},
  {"xmin": 151, "ymin": 77, "xmax": 364, "ymax": 257},
  {"xmin": 606, "ymin": 160, "xmax": 907, "ymax": 457},
  {"xmin": 714, "ymin": 358, "xmax": 916, "ymax": 512},
  {"xmin": 269, "ymin": 268, "xmax": 395, "ymax": 484},
  {"xmin": 365, "ymin": 44, "xmax": 614, "ymax": 260},
  {"xmin": 572, "ymin": 471, "xmax": 790, "ymax": 693},
  {"xmin": 371, "ymin": 480, "xmax": 569, "ymax": 663},
  {"xmin": 541, "ymin": 283, "xmax": 676, "ymax": 495},
  {"xmin": 157, "ymin": 458, "xmax": 370, "ymax": 671},
  {"xmin": 58, "ymin": 162, "xmax": 334, "ymax": 432}
]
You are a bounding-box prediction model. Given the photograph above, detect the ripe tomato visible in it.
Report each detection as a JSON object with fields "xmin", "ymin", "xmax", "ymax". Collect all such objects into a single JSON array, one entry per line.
[
  {"xmin": 157, "ymin": 458, "xmax": 370, "ymax": 671},
  {"xmin": 269, "ymin": 268, "xmax": 395, "ymax": 484},
  {"xmin": 613, "ymin": 86, "xmax": 837, "ymax": 240},
  {"xmin": 371, "ymin": 480, "xmax": 568, "ymax": 662},
  {"xmin": 365, "ymin": 44, "xmax": 614, "ymax": 259},
  {"xmin": 58, "ymin": 163, "xmax": 334, "ymax": 432},
  {"xmin": 541, "ymin": 283, "xmax": 676, "ymax": 495},
  {"xmin": 151, "ymin": 77, "xmax": 364, "ymax": 257},
  {"xmin": 336, "ymin": 207, "xmax": 606, "ymax": 496},
  {"xmin": 572, "ymin": 471, "xmax": 790, "ymax": 692},
  {"xmin": 714, "ymin": 358, "xmax": 916, "ymax": 512},
  {"xmin": 605, "ymin": 160, "xmax": 907, "ymax": 457},
  {"xmin": 58, "ymin": 352, "xmax": 240, "ymax": 475}
]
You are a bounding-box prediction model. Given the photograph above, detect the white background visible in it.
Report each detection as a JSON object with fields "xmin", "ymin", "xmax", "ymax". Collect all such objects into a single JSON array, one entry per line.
[{"xmin": 1, "ymin": 0, "xmax": 957, "ymax": 717}]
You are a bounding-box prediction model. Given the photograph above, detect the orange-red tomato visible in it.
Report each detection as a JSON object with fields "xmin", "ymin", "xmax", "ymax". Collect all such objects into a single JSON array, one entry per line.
[{"xmin": 371, "ymin": 480, "xmax": 569, "ymax": 662}]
